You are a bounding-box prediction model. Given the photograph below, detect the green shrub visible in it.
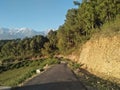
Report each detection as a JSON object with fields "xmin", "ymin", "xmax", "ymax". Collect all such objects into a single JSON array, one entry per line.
[{"xmin": 0, "ymin": 58, "xmax": 61, "ymax": 86}]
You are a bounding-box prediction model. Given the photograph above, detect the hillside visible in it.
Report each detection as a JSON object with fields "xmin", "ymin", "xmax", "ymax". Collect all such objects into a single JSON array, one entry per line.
[
  {"xmin": 65, "ymin": 18, "xmax": 120, "ymax": 84},
  {"xmin": 0, "ymin": 0, "xmax": 120, "ymax": 89},
  {"xmin": 78, "ymin": 35, "xmax": 120, "ymax": 83}
]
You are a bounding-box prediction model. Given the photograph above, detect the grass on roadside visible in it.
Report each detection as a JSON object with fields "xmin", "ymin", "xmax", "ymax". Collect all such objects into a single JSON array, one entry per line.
[{"xmin": 0, "ymin": 58, "xmax": 60, "ymax": 86}]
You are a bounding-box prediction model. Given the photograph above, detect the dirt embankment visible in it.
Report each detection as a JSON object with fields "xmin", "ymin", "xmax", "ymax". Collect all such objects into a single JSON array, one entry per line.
[{"xmin": 67, "ymin": 35, "xmax": 120, "ymax": 83}]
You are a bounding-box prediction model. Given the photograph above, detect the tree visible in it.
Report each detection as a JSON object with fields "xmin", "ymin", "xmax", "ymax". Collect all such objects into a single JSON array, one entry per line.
[
  {"xmin": 47, "ymin": 30, "xmax": 58, "ymax": 50},
  {"xmin": 73, "ymin": 1, "xmax": 80, "ymax": 6}
]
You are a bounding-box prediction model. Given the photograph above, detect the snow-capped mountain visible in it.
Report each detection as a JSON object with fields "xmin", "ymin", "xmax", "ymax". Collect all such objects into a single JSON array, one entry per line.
[{"xmin": 0, "ymin": 27, "xmax": 45, "ymax": 40}]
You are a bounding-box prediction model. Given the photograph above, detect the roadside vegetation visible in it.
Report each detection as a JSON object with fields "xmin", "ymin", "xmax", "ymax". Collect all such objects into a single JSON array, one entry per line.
[
  {"xmin": 0, "ymin": 0, "xmax": 120, "ymax": 60},
  {"xmin": 0, "ymin": 0, "xmax": 120, "ymax": 88},
  {"xmin": 92, "ymin": 15, "xmax": 120, "ymax": 39},
  {"xmin": 0, "ymin": 58, "xmax": 60, "ymax": 86},
  {"xmin": 62, "ymin": 58, "xmax": 120, "ymax": 90}
]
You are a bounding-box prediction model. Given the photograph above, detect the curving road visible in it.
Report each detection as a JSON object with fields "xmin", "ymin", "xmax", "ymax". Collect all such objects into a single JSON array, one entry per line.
[{"xmin": 12, "ymin": 64, "xmax": 87, "ymax": 90}]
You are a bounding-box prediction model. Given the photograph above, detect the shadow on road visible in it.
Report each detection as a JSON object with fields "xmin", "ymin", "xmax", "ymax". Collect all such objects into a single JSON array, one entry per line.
[{"xmin": 12, "ymin": 81, "xmax": 87, "ymax": 90}]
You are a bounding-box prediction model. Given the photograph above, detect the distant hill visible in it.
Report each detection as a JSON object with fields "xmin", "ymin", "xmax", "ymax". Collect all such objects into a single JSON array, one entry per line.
[{"xmin": 0, "ymin": 27, "xmax": 45, "ymax": 40}]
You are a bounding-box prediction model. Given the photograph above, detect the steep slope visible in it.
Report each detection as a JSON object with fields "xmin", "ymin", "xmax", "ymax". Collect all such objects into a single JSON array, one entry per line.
[
  {"xmin": 77, "ymin": 18, "xmax": 120, "ymax": 83},
  {"xmin": 77, "ymin": 35, "xmax": 120, "ymax": 83},
  {"xmin": 65, "ymin": 18, "xmax": 120, "ymax": 83}
]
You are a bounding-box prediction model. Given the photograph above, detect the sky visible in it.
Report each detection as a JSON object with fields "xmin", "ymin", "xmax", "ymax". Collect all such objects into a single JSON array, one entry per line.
[{"xmin": 0, "ymin": 0, "xmax": 80, "ymax": 31}]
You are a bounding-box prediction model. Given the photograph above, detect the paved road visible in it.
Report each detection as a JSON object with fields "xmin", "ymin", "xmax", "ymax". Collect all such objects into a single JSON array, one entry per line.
[{"xmin": 12, "ymin": 64, "xmax": 87, "ymax": 90}]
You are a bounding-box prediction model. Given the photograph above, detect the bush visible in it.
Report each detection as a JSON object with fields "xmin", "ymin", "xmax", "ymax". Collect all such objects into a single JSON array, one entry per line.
[{"xmin": 1, "ymin": 56, "xmax": 15, "ymax": 65}]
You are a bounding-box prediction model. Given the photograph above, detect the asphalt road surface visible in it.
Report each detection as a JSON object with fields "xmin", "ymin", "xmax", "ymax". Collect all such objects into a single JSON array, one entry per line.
[{"xmin": 12, "ymin": 64, "xmax": 87, "ymax": 90}]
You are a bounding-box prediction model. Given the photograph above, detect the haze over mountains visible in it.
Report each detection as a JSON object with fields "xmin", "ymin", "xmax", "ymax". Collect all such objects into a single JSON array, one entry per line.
[{"xmin": 0, "ymin": 27, "xmax": 45, "ymax": 40}]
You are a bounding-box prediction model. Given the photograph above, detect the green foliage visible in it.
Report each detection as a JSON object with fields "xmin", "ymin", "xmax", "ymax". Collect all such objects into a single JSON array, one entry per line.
[
  {"xmin": 0, "ymin": 56, "xmax": 15, "ymax": 67},
  {"xmin": 0, "ymin": 58, "xmax": 60, "ymax": 86},
  {"xmin": 63, "ymin": 59, "xmax": 82, "ymax": 70},
  {"xmin": 45, "ymin": 58, "xmax": 60, "ymax": 65},
  {"xmin": 42, "ymin": 30, "xmax": 58, "ymax": 56},
  {"xmin": 0, "ymin": 0, "xmax": 120, "ymax": 88},
  {"xmin": 0, "ymin": 0, "xmax": 119, "ymax": 57},
  {"xmin": 41, "ymin": 42, "xmax": 54, "ymax": 57},
  {"xmin": 56, "ymin": 0, "xmax": 120, "ymax": 54},
  {"xmin": 0, "ymin": 35, "xmax": 47, "ymax": 58},
  {"xmin": 92, "ymin": 15, "xmax": 120, "ymax": 38}
]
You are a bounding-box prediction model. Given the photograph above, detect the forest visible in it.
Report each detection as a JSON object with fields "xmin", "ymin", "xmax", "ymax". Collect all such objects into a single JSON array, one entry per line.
[{"xmin": 0, "ymin": 0, "xmax": 120, "ymax": 65}]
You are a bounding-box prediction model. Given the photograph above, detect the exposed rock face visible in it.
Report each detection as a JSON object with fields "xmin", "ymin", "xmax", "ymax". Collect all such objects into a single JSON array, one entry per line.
[{"xmin": 77, "ymin": 35, "xmax": 120, "ymax": 82}]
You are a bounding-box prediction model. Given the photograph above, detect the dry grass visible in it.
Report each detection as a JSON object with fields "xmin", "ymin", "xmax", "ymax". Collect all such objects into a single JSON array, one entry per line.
[{"xmin": 92, "ymin": 15, "xmax": 120, "ymax": 39}]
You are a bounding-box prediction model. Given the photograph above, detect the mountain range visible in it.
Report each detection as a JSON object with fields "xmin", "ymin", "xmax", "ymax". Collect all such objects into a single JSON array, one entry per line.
[{"xmin": 0, "ymin": 27, "xmax": 45, "ymax": 40}]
